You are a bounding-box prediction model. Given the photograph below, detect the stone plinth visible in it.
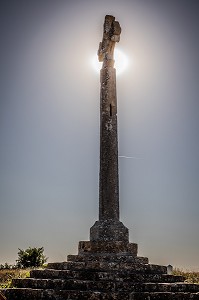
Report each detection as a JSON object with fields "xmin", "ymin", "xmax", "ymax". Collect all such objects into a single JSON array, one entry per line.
[
  {"xmin": 78, "ymin": 240, "xmax": 137, "ymax": 256},
  {"xmin": 90, "ymin": 219, "xmax": 129, "ymax": 242}
]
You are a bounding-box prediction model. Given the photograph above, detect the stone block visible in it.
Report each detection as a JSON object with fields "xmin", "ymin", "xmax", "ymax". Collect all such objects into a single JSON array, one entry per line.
[
  {"xmin": 47, "ymin": 262, "xmax": 68, "ymax": 270},
  {"xmin": 128, "ymin": 243, "xmax": 138, "ymax": 256},
  {"xmin": 90, "ymin": 220, "xmax": 129, "ymax": 242},
  {"xmin": 78, "ymin": 240, "xmax": 137, "ymax": 255}
]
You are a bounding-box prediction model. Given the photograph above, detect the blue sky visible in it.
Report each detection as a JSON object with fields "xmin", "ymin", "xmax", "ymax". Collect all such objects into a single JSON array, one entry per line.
[{"xmin": 0, "ymin": 0, "xmax": 199, "ymax": 270}]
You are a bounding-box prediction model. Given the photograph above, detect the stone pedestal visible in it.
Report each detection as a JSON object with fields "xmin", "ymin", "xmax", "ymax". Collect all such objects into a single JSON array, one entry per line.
[{"xmin": 2, "ymin": 249, "xmax": 199, "ymax": 300}]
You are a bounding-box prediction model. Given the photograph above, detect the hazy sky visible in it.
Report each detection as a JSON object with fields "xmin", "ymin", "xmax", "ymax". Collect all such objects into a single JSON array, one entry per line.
[{"xmin": 0, "ymin": 0, "xmax": 199, "ymax": 270}]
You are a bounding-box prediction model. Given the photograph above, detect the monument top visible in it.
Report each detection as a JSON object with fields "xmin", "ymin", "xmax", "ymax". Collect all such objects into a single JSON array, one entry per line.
[{"xmin": 98, "ymin": 15, "xmax": 121, "ymax": 67}]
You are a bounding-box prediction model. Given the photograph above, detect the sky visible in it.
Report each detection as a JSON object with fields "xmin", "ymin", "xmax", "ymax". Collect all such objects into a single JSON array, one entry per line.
[{"xmin": 0, "ymin": 0, "xmax": 199, "ymax": 270}]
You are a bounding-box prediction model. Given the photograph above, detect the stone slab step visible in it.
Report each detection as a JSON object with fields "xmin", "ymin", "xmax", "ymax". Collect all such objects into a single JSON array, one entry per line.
[
  {"xmin": 2, "ymin": 288, "xmax": 199, "ymax": 300},
  {"xmin": 11, "ymin": 278, "xmax": 199, "ymax": 293},
  {"xmin": 67, "ymin": 254, "xmax": 148, "ymax": 264},
  {"xmin": 47, "ymin": 261, "xmax": 167, "ymax": 273},
  {"xmin": 136, "ymin": 283, "xmax": 199, "ymax": 293},
  {"xmin": 129, "ymin": 292, "xmax": 199, "ymax": 299},
  {"xmin": 12, "ymin": 278, "xmax": 116, "ymax": 291},
  {"xmin": 30, "ymin": 269, "xmax": 184, "ymax": 283},
  {"xmin": 1, "ymin": 288, "xmax": 130, "ymax": 300}
]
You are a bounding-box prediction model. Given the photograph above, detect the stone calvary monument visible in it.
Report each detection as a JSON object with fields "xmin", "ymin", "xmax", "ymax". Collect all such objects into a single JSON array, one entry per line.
[{"xmin": 2, "ymin": 15, "xmax": 199, "ymax": 300}]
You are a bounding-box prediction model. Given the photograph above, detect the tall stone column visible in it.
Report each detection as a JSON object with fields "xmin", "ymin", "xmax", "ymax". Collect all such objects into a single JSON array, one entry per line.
[
  {"xmin": 90, "ymin": 15, "xmax": 129, "ymax": 242},
  {"xmin": 99, "ymin": 65, "xmax": 119, "ymax": 221}
]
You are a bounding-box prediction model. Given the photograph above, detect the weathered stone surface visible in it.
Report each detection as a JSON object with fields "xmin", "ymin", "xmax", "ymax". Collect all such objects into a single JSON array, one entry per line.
[
  {"xmin": 47, "ymin": 261, "xmax": 167, "ymax": 273},
  {"xmin": 2, "ymin": 289, "xmax": 132, "ymax": 300},
  {"xmin": 78, "ymin": 241, "xmax": 137, "ymax": 255},
  {"xmin": 12, "ymin": 279, "xmax": 199, "ymax": 293},
  {"xmin": 67, "ymin": 254, "xmax": 147, "ymax": 264},
  {"xmin": 2, "ymin": 244, "xmax": 196, "ymax": 299},
  {"xmin": 2, "ymin": 258, "xmax": 199, "ymax": 299},
  {"xmin": 98, "ymin": 65, "xmax": 120, "ymax": 224},
  {"xmin": 2, "ymin": 288, "xmax": 199, "ymax": 300},
  {"xmin": 98, "ymin": 15, "xmax": 121, "ymax": 64},
  {"xmin": 94, "ymin": 16, "xmax": 122, "ymax": 230},
  {"xmin": 129, "ymin": 292, "xmax": 199, "ymax": 300},
  {"xmin": 90, "ymin": 220, "xmax": 129, "ymax": 242},
  {"xmin": 29, "ymin": 269, "xmax": 184, "ymax": 283}
]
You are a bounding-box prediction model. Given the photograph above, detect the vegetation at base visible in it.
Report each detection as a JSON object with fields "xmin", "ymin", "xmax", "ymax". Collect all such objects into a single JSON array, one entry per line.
[
  {"xmin": 0, "ymin": 269, "xmax": 30, "ymax": 288},
  {"xmin": 16, "ymin": 247, "xmax": 48, "ymax": 268},
  {"xmin": 173, "ymin": 268, "xmax": 199, "ymax": 283},
  {"xmin": 0, "ymin": 263, "xmax": 17, "ymax": 270},
  {"xmin": 0, "ymin": 246, "xmax": 48, "ymax": 288}
]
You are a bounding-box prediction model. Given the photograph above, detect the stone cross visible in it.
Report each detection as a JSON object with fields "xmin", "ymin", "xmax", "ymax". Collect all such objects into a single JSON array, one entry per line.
[
  {"xmin": 90, "ymin": 15, "xmax": 129, "ymax": 242},
  {"xmin": 98, "ymin": 15, "xmax": 121, "ymax": 67},
  {"xmin": 98, "ymin": 15, "xmax": 121, "ymax": 221}
]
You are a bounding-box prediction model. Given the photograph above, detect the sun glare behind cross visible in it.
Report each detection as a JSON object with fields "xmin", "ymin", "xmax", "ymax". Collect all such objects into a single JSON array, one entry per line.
[{"xmin": 91, "ymin": 48, "xmax": 128, "ymax": 75}]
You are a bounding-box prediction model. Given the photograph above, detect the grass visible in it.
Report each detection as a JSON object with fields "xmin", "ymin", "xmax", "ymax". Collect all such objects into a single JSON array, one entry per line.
[
  {"xmin": 173, "ymin": 268, "xmax": 199, "ymax": 284},
  {"xmin": 0, "ymin": 269, "xmax": 30, "ymax": 288}
]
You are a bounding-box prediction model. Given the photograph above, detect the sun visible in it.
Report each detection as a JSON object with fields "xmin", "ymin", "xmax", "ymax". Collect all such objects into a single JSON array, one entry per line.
[{"xmin": 91, "ymin": 48, "xmax": 128, "ymax": 75}]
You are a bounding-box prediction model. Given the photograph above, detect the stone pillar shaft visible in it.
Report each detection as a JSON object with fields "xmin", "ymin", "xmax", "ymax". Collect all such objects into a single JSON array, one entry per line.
[{"xmin": 99, "ymin": 65, "xmax": 119, "ymax": 220}]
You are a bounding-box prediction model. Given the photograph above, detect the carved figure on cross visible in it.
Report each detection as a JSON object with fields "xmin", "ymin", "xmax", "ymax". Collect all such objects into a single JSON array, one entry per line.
[{"xmin": 98, "ymin": 15, "xmax": 121, "ymax": 67}]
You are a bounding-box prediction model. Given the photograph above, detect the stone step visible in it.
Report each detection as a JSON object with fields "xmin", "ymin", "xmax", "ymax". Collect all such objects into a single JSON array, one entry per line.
[
  {"xmin": 12, "ymin": 278, "xmax": 118, "ymax": 291},
  {"xmin": 137, "ymin": 283, "xmax": 199, "ymax": 293},
  {"xmin": 0, "ymin": 289, "xmax": 130, "ymax": 300},
  {"xmin": 30, "ymin": 269, "xmax": 184, "ymax": 283},
  {"xmin": 67, "ymin": 254, "xmax": 148, "ymax": 264},
  {"xmin": 2, "ymin": 288, "xmax": 199, "ymax": 300},
  {"xmin": 47, "ymin": 261, "xmax": 167, "ymax": 273},
  {"xmin": 129, "ymin": 292, "xmax": 199, "ymax": 299},
  {"xmin": 11, "ymin": 278, "xmax": 199, "ymax": 293}
]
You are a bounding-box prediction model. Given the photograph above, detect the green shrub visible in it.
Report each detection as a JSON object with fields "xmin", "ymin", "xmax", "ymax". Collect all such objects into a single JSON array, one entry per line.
[{"xmin": 16, "ymin": 247, "xmax": 48, "ymax": 268}]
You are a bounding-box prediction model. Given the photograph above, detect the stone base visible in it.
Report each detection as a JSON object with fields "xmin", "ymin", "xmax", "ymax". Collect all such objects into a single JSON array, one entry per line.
[
  {"xmin": 2, "ymin": 255, "xmax": 199, "ymax": 300},
  {"xmin": 78, "ymin": 240, "xmax": 138, "ymax": 256},
  {"xmin": 1, "ymin": 222, "xmax": 199, "ymax": 299},
  {"xmin": 90, "ymin": 219, "xmax": 129, "ymax": 242}
]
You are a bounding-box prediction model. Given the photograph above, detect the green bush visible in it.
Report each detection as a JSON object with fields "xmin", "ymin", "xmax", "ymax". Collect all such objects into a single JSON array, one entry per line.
[{"xmin": 16, "ymin": 247, "xmax": 48, "ymax": 268}]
